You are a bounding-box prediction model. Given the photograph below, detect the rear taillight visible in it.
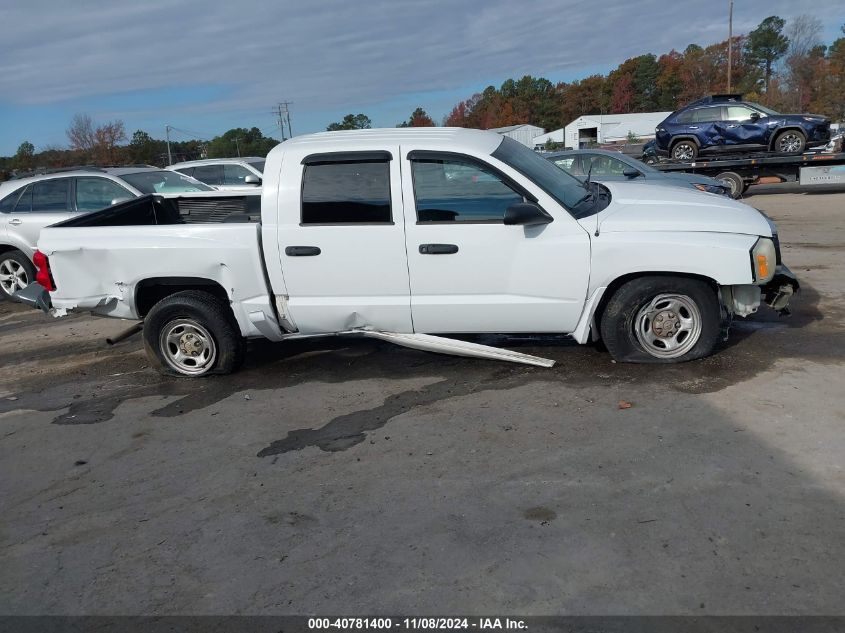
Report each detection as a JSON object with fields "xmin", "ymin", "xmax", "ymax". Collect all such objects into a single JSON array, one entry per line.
[{"xmin": 32, "ymin": 250, "xmax": 56, "ymax": 291}]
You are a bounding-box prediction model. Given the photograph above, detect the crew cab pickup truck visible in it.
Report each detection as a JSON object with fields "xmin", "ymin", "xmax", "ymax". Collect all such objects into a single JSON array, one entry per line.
[{"xmin": 20, "ymin": 128, "xmax": 798, "ymax": 376}]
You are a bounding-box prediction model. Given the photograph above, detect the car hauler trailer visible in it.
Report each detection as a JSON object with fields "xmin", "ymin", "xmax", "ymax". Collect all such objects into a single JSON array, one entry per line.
[{"xmin": 651, "ymin": 151, "xmax": 845, "ymax": 199}]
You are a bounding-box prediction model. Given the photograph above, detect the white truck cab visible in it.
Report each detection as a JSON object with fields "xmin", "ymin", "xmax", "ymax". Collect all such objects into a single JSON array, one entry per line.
[{"xmin": 22, "ymin": 128, "xmax": 797, "ymax": 376}]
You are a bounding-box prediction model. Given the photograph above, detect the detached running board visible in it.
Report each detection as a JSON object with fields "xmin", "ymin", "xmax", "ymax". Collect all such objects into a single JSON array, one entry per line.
[{"xmin": 348, "ymin": 330, "xmax": 555, "ymax": 368}]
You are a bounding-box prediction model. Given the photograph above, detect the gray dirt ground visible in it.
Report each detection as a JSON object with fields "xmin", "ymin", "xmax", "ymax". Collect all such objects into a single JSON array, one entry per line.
[{"xmin": 0, "ymin": 185, "xmax": 843, "ymax": 615}]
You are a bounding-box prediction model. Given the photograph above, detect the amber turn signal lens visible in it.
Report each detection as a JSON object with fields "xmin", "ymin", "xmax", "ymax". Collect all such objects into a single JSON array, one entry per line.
[{"xmin": 756, "ymin": 254, "xmax": 769, "ymax": 280}]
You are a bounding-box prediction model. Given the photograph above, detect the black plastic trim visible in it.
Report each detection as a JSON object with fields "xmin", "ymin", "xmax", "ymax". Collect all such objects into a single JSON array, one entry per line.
[{"xmin": 302, "ymin": 151, "xmax": 392, "ymax": 165}]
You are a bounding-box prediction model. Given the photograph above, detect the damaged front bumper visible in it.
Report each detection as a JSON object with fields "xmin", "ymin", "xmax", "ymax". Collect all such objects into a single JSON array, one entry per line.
[{"xmin": 762, "ymin": 264, "xmax": 799, "ymax": 314}]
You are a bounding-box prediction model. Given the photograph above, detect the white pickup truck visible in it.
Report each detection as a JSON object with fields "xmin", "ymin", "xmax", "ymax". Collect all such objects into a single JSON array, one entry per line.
[{"xmin": 19, "ymin": 128, "xmax": 797, "ymax": 376}]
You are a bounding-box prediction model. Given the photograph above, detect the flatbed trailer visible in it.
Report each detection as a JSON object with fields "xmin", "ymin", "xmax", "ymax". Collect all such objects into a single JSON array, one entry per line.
[{"xmin": 652, "ymin": 151, "xmax": 845, "ymax": 198}]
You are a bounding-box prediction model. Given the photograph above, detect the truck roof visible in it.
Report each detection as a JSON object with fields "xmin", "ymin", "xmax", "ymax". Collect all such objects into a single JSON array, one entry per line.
[{"xmin": 274, "ymin": 127, "xmax": 504, "ymax": 156}]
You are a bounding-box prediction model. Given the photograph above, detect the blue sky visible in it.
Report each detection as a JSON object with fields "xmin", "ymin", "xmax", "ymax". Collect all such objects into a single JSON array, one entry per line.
[{"xmin": 1, "ymin": 0, "xmax": 843, "ymax": 155}]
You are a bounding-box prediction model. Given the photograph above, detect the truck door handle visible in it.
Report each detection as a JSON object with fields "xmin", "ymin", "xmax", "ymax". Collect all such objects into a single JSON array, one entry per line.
[
  {"xmin": 9, "ymin": 219, "xmax": 22, "ymax": 225},
  {"xmin": 419, "ymin": 243, "xmax": 458, "ymax": 255},
  {"xmin": 285, "ymin": 246, "xmax": 321, "ymax": 257},
  {"xmin": 687, "ymin": 126, "xmax": 699, "ymax": 130}
]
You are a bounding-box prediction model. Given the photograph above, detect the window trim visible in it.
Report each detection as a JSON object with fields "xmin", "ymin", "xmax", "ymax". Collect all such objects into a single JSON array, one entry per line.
[
  {"xmin": 299, "ymin": 154, "xmax": 394, "ymax": 226},
  {"xmin": 408, "ymin": 150, "xmax": 535, "ymax": 225}
]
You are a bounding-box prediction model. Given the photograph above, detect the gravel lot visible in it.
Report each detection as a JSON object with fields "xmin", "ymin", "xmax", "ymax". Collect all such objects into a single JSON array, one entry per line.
[{"xmin": 1, "ymin": 186, "xmax": 843, "ymax": 615}]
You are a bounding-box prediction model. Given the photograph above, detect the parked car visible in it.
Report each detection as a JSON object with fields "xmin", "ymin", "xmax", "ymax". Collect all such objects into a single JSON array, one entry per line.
[
  {"xmin": 20, "ymin": 128, "xmax": 797, "ymax": 375},
  {"xmin": 655, "ymin": 94, "xmax": 831, "ymax": 161},
  {"xmin": 169, "ymin": 158, "xmax": 265, "ymax": 191},
  {"xmin": 0, "ymin": 167, "xmax": 215, "ymax": 300},
  {"xmin": 546, "ymin": 149, "xmax": 730, "ymax": 196}
]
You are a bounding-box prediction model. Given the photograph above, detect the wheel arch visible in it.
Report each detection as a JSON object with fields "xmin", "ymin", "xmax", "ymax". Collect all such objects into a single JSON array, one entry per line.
[
  {"xmin": 769, "ymin": 126, "xmax": 806, "ymax": 150},
  {"xmin": 590, "ymin": 271, "xmax": 720, "ymax": 342},
  {"xmin": 135, "ymin": 277, "xmax": 230, "ymax": 318},
  {"xmin": 669, "ymin": 135, "xmax": 701, "ymax": 148}
]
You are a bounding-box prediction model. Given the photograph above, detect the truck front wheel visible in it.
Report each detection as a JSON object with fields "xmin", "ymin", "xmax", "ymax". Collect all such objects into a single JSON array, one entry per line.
[
  {"xmin": 143, "ymin": 290, "xmax": 245, "ymax": 377},
  {"xmin": 600, "ymin": 276, "xmax": 720, "ymax": 363}
]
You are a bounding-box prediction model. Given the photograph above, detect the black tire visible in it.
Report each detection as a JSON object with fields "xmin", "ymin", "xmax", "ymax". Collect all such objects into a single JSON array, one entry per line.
[
  {"xmin": 715, "ymin": 171, "xmax": 745, "ymax": 199},
  {"xmin": 773, "ymin": 129, "xmax": 806, "ymax": 154},
  {"xmin": 143, "ymin": 290, "xmax": 245, "ymax": 377},
  {"xmin": 599, "ymin": 276, "xmax": 721, "ymax": 364},
  {"xmin": 0, "ymin": 250, "xmax": 36, "ymax": 302},
  {"xmin": 671, "ymin": 139, "xmax": 698, "ymax": 161}
]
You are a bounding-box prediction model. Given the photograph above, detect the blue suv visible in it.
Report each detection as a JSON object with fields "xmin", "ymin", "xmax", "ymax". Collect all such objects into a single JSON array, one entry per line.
[{"xmin": 655, "ymin": 94, "xmax": 831, "ymax": 161}]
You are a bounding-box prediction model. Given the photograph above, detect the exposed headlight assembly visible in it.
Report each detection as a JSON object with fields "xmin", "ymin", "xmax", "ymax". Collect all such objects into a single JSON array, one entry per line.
[{"xmin": 751, "ymin": 237, "xmax": 776, "ymax": 283}]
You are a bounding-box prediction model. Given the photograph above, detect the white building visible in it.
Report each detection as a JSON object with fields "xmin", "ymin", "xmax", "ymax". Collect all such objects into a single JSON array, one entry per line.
[
  {"xmin": 533, "ymin": 112, "xmax": 671, "ymax": 149},
  {"xmin": 489, "ymin": 124, "xmax": 545, "ymax": 148}
]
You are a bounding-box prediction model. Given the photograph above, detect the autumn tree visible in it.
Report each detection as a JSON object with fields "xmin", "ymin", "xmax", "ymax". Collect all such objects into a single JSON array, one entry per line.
[
  {"xmin": 397, "ymin": 107, "xmax": 435, "ymax": 127},
  {"xmin": 66, "ymin": 113, "xmax": 96, "ymax": 152},
  {"xmin": 744, "ymin": 16, "xmax": 789, "ymax": 95},
  {"xmin": 326, "ymin": 114, "xmax": 372, "ymax": 131}
]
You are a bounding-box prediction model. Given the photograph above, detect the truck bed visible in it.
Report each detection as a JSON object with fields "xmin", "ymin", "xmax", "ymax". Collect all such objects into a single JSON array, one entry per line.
[{"xmin": 37, "ymin": 193, "xmax": 282, "ymax": 341}]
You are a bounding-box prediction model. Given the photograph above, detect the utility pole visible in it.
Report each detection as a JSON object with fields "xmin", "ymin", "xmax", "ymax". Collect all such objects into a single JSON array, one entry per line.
[
  {"xmin": 727, "ymin": 0, "xmax": 733, "ymax": 92},
  {"xmin": 273, "ymin": 102, "xmax": 293, "ymax": 140},
  {"xmin": 165, "ymin": 125, "xmax": 173, "ymax": 165}
]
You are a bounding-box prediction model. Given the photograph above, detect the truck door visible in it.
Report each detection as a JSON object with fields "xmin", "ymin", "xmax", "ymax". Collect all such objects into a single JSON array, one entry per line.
[
  {"xmin": 400, "ymin": 149, "xmax": 591, "ymax": 334},
  {"xmin": 275, "ymin": 147, "xmax": 413, "ymax": 334},
  {"xmin": 720, "ymin": 105, "xmax": 767, "ymax": 149}
]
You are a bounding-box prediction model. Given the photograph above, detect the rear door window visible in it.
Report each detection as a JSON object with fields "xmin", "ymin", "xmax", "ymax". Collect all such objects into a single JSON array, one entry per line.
[
  {"xmin": 691, "ymin": 107, "xmax": 723, "ymax": 123},
  {"xmin": 31, "ymin": 179, "xmax": 71, "ymax": 212},
  {"xmin": 301, "ymin": 160, "xmax": 392, "ymax": 224}
]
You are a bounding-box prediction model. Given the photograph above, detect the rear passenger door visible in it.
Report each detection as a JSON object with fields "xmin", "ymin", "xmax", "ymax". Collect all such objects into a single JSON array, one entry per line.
[
  {"xmin": 5, "ymin": 178, "xmax": 73, "ymax": 253},
  {"xmin": 274, "ymin": 147, "xmax": 413, "ymax": 334}
]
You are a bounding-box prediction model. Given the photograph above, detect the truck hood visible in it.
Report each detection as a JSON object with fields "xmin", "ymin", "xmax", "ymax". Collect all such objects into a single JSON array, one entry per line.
[{"xmin": 580, "ymin": 181, "xmax": 772, "ymax": 237}]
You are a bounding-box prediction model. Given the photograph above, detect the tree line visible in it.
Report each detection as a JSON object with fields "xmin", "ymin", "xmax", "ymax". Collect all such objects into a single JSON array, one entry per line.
[{"xmin": 442, "ymin": 16, "xmax": 845, "ymax": 131}]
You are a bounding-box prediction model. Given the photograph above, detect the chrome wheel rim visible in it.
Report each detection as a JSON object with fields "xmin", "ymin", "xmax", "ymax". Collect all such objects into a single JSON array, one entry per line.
[
  {"xmin": 159, "ymin": 319, "xmax": 217, "ymax": 376},
  {"xmin": 0, "ymin": 259, "xmax": 29, "ymax": 295},
  {"xmin": 778, "ymin": 133, "xmax": 802, "ymax": 153},
  {"xmin": 673, "ymin": 143, "xmax": 695, "ymax": 161},
  {"xmin": 718, "ymin": 176, "xmax": 739, "ymax": 196},
  {"xmin": 634, "ymin": 294, "xmax": 702, "ymax": 359}
]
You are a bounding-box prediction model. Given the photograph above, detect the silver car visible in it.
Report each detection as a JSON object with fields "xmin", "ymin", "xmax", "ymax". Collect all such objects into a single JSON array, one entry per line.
[
  {"xmin": 0, "ymin": 167, "xmax": 212, "ymax": 300},
  {"xmin": 168, "ymin": 157, "xmax": 264, "ymax": 191}
]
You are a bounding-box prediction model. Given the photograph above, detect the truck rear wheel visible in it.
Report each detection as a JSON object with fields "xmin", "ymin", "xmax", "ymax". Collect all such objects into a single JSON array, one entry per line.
[
  {"xmin": 143, "ymin": 290, "xmax": 245, "ymax": 377},
  {"xmin": 599, "ymin": 276, "xmax": 720, "ymax": 363},
  {"xmin": 715, "ymin": 171, "xmax": 745, "ymax": 199}
]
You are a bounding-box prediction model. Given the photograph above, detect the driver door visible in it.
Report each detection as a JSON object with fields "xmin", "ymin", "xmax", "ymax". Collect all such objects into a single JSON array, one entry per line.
[{"xmin": 401, "ymin": 150, "xmax": 591, "ymax": 334}]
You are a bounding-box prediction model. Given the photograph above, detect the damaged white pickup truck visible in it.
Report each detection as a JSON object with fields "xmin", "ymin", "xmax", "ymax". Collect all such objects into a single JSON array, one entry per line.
[{"xmin": 18, "ymin": 128, "xmax": 798, "ymax": 376}]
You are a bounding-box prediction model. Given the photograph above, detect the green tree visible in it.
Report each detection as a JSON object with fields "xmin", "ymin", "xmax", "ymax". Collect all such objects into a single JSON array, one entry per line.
[
  {"xmin": 744, "ymin": 16, "xmax": 789, "ymax": 94},
  {"xmin": 206, "ymin": 127, "xmax": 277, "ymax": 158},
  {"xmin": 326, "ymin": 114, "xmax": 372, "ymax": 131},
  {"xmin": 13, "ymin": 141, "xmax": 35, "ymax": 170}
]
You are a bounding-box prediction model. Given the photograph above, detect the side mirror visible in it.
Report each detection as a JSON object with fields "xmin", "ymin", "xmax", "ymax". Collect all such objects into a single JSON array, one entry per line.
[
  {"xmin": 244, "ymin": 175, "xmax": 261, "ymax": 185},
  {"xmin": 622, "ymin": 167, "xmax": 642, "ymax": 179},
  {"xmin": 749, "ymin": 112, "xmax": 761, "ymax": 121},
  {"xmin": 110, "ymin": 197, "xmax": 131, "ymax": 206},
  {"xmin": 504, "ymin": 202, "xmax": 553, "ymax": 226}
]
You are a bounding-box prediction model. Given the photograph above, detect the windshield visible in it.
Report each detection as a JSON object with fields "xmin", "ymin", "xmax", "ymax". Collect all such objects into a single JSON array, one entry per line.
[
  {"xmin": 120, "ymin": 170, "xmax": 214, "ymax": 194},
  {"xmin": 492, "ymin": 137, "xmax": 606, "ymax": 218},
  {"xmin": 246, "ymin": 159, "xmax": 265, "ymax": 173},
  {"xmin": 747, "ymin": 102, "xmax": 780, "ymax": 116}
]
